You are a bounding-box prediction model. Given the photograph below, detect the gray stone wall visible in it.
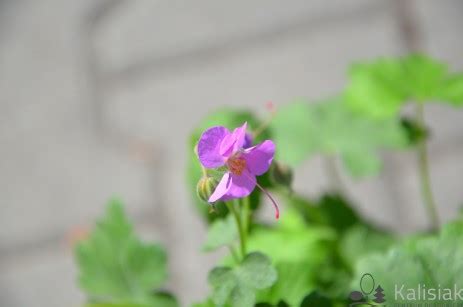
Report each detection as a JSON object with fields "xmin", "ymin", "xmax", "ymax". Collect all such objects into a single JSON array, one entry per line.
[{"xmin": 1, "ymin": 0, "xmax": 462, "ymax": 306}]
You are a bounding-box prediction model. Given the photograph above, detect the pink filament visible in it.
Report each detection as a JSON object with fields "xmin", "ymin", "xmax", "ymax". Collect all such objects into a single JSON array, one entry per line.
[
  {"xmin": 255, "ymin": 181, "xmax": 280, "ymax": 220},
  {"xmin": 266, "ymin": 101, "xmax": 276, "ymax": 114},
  {"xmin": 240, "ymin": 161, "xmax": 280, "ymax": 220}
]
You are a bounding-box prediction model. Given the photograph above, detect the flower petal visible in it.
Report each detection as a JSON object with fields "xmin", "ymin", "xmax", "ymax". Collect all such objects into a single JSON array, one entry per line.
[
  {"xmin": 243, "ymin": 140, "xmax": 275, "ymax": 176},
  {"xmin": 219, "ymin": 122, "xmax": 247, "ymax": 157},
  {"xmin": 208, "ymin": 172, "xmax": 232, "ymax": 202},
  {"xmin": 198, "ymin": 126, "xmax": 229, "ymax": 168},
  {"xmin": 243, "ymin": 133, "xmax": 253, "ymax": 149},
  {"xmin": 225, "ymin": 170, "xmax": 256, "ymax": 200},
  {"xmin": 208, "ymin": 170, "xmax": 256, "ymax": 202}
]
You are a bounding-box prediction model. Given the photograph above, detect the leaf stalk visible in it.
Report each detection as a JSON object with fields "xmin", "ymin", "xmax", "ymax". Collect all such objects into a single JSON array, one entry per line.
[{"xmin": 416, "ymin": 103, "xmax": 440, "ymax": 231}]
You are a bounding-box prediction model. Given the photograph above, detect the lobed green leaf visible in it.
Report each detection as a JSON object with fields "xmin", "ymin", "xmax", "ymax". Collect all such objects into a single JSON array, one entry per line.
[
  {"xmin": 208, "ymin": 252, "xmax": 277, "ymax": 307},
  {"xmin": 203, "ymin": 215, "xmax": 238, "ymax": 252},
  {"xmin": 351, "ymin": 219, "xmax": 463, "ymax": 304},
  {"xmin": 75, "ymin": 200, "xmax": 175, "ymax": 307},
  {"xmin": 270, "ymin": 99, "xmax": 407, "ymax": 176}
]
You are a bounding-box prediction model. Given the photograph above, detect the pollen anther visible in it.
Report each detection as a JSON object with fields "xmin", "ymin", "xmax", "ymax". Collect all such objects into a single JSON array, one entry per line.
[{"xmin": 227, "ymin": 156, "xmax": 247, "ymax": 175}]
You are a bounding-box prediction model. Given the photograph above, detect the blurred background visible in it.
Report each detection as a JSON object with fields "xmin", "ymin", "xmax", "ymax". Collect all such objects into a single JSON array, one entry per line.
[{"xmin": 1, "ymin": 0, "xmax": 463, "ymax": 306}]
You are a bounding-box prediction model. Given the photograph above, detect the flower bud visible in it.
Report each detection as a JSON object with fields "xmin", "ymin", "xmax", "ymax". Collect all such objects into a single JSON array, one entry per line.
[
  {"xmin": 269, "ymin": 161, "xmax": 293, "ymax": 189},
  {"xmin": 196, "ymin": 176, "xmax": 219, "ymax": 203}
]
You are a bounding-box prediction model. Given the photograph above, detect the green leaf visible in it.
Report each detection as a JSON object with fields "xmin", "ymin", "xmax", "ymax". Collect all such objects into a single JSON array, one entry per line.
[
  {"xmin": 345, "ymin": 58, "xmax": 406, "ymax": 118},
  {"xmin": 86, "ymin": 304, "xmax": 145, "ymax": 307},
  {"xmin": 339, "ymin": 224, "xmax": 396, "ymax": 266},
  {"xmin": 270, "ymin": 99, "xmax": 407, "ymax": 176},
  {"xmin": 255, "ymin": 301, "xmax": 290, "ymax": 307},
  {"xmin": 268, "ymin": 161, "xmax": 294, "ymax": 190},
  {"xmin": 187, "ymin": 109, "xmax": 268, "ymax": 223},
  {"xmin": 248, "ymin": 210, "xmax": 335, "ymax": 264},
  {"xmin": 436, "ymin": 73, "xmax": 463, "ymax": 105},
  {"xmin": 284, "ymin": 193, "xmax": 360, "ymax": 234},
  {"xmin": 351, "ymin": 220, "xmax": 463, "ymax": 304},
  {"xmin": 280, "ymin": 194, "xmax": 392, "ymax": 299},
  {"xmin": 203, "ymin": 215, "xmax": 238, "ymax": 252},
  {"xmin": 86, "ymin": 293, "xmax": 177, "ymax": 307},
  {"xmin": 345, "ymin": 54, "xmax": 463, "ymax": 119},
  {"xmin": 208, "ymin": 252, "xmax": 277, "ymax": 307},
  {"xmin": 270, "ymin": 101, "xmax": 318, "ymax": 166},
  {"xmin": 238, "ymin": 253, "xmax": 279, "ymax": 289},
  {"xmin": 400, "ymin": 117, "xmax": 429, "ymax": 145},
  {"xmin": 282, "ymin": 194, "xmax": 324, "ymax": 225},
  {"xmin": 403, "ymin": 54, "xmax": 448, "ymax": 100},
  {"xmin": 258, "ymin": 262, "xmax": 317, "ymax": 307},
  {"xmin": 284, "ymin": 193, "xmax": 361, "ymax": 234},
  {"xmin": 145, "ymin": 292, "xmax": 178, "ymax": 307},
  {"xmin": 191, "ymin": 298, "xmax": 216, "ymax": 307},
  {"xmin": 75, "ymin": 200, "xmax": 174, "ymax": 306},
  {"xmin": 315, "ymin": 194, "xmax": 361, "ymax": 234},
  {"xmin": 299, "ymin": 291, "xmax": 333, "ymax": 307},
  {"xmin": 341, "ymin": 151, "xmax": 381, "ymax": 178},
  {"xmin": 85, "ymin": 293, "xmax": 178, "ymax": 307},
  {"xmin": 247, "ymin": 210, "xmax": 337, "ymax": 306}
]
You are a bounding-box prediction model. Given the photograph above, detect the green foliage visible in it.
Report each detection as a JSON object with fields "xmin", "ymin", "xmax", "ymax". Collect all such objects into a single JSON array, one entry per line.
[
  {"xmin": 352, "ymin": 220, "xmax": 463, "ymax": 304},
  {"xmin": 191, "ymin": 299, "xmax": 216, "ymax": 307},
  {"xmin": 86, "ymin": 304, "xmax": 145, "ymax": 307},
  {"xmin": 280, "ymin": 194, "xmax": 397, "ymax": 299},
  {"xmin": 314, "ymin": 194, "xmax": 361, "ymax": 234},
  {"xmin": 75, "ymin": 200, "xmax": 177, "ymax": 307},
  {"xmin": 85, "ymin": 292, "xmax": 177, "ymax": 307},
  {"xmin": 248, "ymin": 210, "xmax": 335, "ymax": 264},
  {"xmin": 203, "ymin": 215, "xmax": 238, "ymax": 252},
  {"xmin": 400, "ymin": 117, "xmax": 429, "ymax": 145},
  {"xmin": 345, "ymin": 58, "xmax": 406, "ymax": 118},
  {"xmin": 339, "ymin": 224, "xmax": 396, "ymax": 266},
  {"xmin": 403, "ymin": 54, "xmax": 448, "ymax": 101},
  {"xmin": 260, "ymin": 262, "xmax": 315, "ymax": 306},
  {"xmin": 76, "ymin": 53, "xmax": 463, "ymax": 307},
  {"xmin": 208, "ymin": 252, "xmax": 278, "ymax": 307},
  {"xmin": 437, "ymin": 73, "xmax": 463, "ymax": 104},
  {"xmin": 299, "ymin": 291, "xmax": 334, "ymax": 307},
  {"xmin": 345, "ymin": 54, "xmax": 463, "ymax": 119},
  {"xmin": 285, "ymin": 193, "xmax": 360, "ymax": 234},
  {"xmin": 187, "ymin": 109, "xmax": 269, "ymax": 223},
  {"xmin": 246, "ymin": 210, "xmax": 338, "ymax": 306},
  {"xmin": 268, "ymin": 161, "xmax": 294, "ymax": 191},
  {"xmin": 255, "ymin": 301, "xmax": 289, "ymax": 307},
  {"xmin": 270, "ymin": 99, "xmax": 407, "ymax": 176}
]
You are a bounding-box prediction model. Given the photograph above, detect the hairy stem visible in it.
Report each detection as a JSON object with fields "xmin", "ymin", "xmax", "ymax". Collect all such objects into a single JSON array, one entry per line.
[
  {"xmin": 242, "ymin": 197, "xmax": 251, "ymax": 244},
  {"xmin": 416, "ymin": 103, "xmax": 440, "ymax": 231},
  {"xmin": 226, "ymin": 200, "xmax": 246, "ymax": 258}
]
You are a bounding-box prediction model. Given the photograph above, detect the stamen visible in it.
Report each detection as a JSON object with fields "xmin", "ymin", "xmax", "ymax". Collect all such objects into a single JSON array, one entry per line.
[
  {"xmin": 228, "ymin": 156, "xmax": 247, "ymax": 175},
  {"xmin": 266, "ymin": 101, "xmax": 276, "ymax": 114},
  {"xmin": 234, "ymin": 158, "xmax": 280, "ymax": 220},
  {"xmin": 255, "ymin": 181, "xmax": 280, "ymax": 219}
]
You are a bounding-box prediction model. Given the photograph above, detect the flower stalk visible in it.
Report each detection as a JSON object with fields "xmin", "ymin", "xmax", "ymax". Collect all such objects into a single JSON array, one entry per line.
[
  {"xmin": 228, "ymin": 245, "xmax": 240, "ymax": 264},
  {"xmin": 416, "ymin": 103, "xmax": 440, "ymax": 231},
  {"xmin": 242, "ymin": 196, "xmax": 251, "ymax": 236},
  {"xmin": 226, "ymin": 200, "xmax": 247, "ymax": 258}
]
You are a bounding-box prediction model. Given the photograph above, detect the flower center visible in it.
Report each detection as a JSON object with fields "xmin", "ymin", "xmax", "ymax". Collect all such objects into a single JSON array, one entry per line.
[{"xmin": 227, "ymin": 156, "xmax": 247, "ymax": 175}]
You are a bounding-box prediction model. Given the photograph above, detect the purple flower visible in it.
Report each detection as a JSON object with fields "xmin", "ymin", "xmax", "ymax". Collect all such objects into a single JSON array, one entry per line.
[{"xmin": 197, "ymin": 122, "xmax": 279, "ymax": 218}]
